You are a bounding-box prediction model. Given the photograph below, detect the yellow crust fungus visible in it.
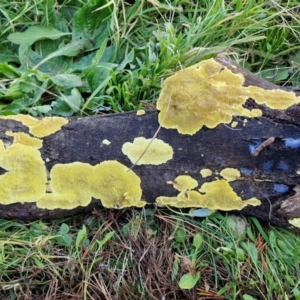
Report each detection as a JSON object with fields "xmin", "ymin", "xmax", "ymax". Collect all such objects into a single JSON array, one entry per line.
[
  {"xmin": 122, "ymin": 137, "xmax": 173, "ymax": 165},
  {"xmin": 0, "ymin": 115, "xmax": 68, "ymax": 137},
  {"xmin": 169, "ymin": 175, "xmax": 198, "ymax": 191},
  {"xmin": 136, "ymin": 109, "xmax": 146, "ymax": 116},
  {"xmin": 91, "ymin": 161, "xmax": 145, "ymax": 208},
  {"xmin": 6, "ymin": 131, "xmax": 43, "ymax": 149},
  {"xmin": 288, "ymin": 218, "xmax": 300, "ymax": 229},
  {"xmin": 37, "ymin": 160, "xmax": 145, "ymax": 210},
  {"xmin": 157, "ymin": 58, "xmax": 300, "ymax": 135},
  {"xmin": 102, "ymin": 139, "xmax": 111, "ymax": 145},
  {"xmin": 220, "ymin": 168, "xmax": 241, "ymax": 182},
  {"xmin": 231, "ymin": 121, "xmax": 238, "ymax": 128},
  {"xmin": 0, "ymin": 132, "xmax": 47, "ymax": 204},
  {"xmin": 156, "ymin": 179, "xmax": 261, "ymax": 210},
  {"xmin": 200, "ymin": 168, "xmax": 213, "ymax": 178}
]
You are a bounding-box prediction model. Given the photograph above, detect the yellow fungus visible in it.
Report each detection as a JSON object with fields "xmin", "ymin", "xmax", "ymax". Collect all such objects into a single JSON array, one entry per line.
[
  {"xmin": 200, "ymin": 169, "xmax": 213, "ymax": 178},
  {"xmin": 102, "ymin": 139, "xmax": 111, "ymax": 145},
  {"xmin": 91, "ymin": 161, "xmax": 145, "ymax": 208},
  {"xmin": 288, "ymin": 218, "xmax": 300, "ymax": 229},
  {"xmin": 231, "ymin": 121, "xmax": 238, "ymax": 128},
  {"xmin": 220, "ymin": 168, "xmax": 241, "ymax": 182},
  {"xmin": 0, "ymin": 115, "xmax": 68, "ymax": 137},
  {"xmin": 0, "ymin": 133, "xmax": 47, "ymax": 204},
  {"xmin": 136, "ymin": 109, "xmax": 146, "ymax": 115},
  {"xmin": 157, "ymin": 58, "xmax": 300, "ymax": 135},
  {"xmin": 156, "ymin": 179, "xmax": 261, "ymax": 210},
  {"xmin": 38, "ymin": 160, "xmax": 145, "ymax": 210},
  {"xmin": 5, "ymin": 131, "xmax": 43, "ymax": 149},
  {"xmin": 122, "ymin": 137, "xmax": 173, "ymax": 165},
  {"xmin": 170, "ymin": 175, "xmax": 198, "ymax": 191}
]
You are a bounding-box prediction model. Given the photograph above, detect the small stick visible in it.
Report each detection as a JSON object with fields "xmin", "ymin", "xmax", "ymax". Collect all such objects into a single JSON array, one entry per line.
[{"xmin": 253, "ymin": 137, "xmax": 275, "ymax": 156}]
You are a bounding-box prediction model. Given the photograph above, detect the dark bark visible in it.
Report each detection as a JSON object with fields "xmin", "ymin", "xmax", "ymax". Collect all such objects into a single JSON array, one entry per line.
[{"xmin": 1, "ymin": 57, "xmax": 300, "ymax": 231}]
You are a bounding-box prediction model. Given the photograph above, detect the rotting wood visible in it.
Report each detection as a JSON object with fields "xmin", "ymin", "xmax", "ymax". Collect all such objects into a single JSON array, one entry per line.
[{"xmin": 0, "ymin": 57, "xmax": 300, "ymax": 232}]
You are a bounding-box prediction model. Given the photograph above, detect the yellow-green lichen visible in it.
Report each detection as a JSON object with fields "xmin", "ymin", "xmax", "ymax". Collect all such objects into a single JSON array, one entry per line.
[
  {"xmin": 156, "ymin": 179, "xmax": 261, "ymax": 210},
  {"xmin": 122, "ymin": 137, "xmax": 173, "ymax": 165},
  {"xmin": 157, "ymin": 58, "xmax": 300, "ymax": 135},
  {"xmin": 0, "ymin": 115, "xmax": 68, "ymax": 137}
]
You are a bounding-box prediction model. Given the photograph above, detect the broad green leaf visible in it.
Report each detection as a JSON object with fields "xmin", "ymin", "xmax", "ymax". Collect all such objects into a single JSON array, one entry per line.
[
  {"xmin": 61, "ymin": 88, "xmax": 83, "ymax": 112},
  {"xmin": 8, "ymin": 26, "xmax": 71, "ymax": 46},
  {"xmin": 51, "ymin": 99, "xmax": 75, "ymax": 117},
  {"xmin": 51, "ymin": 74, "xmax": 83, "ymax": 89},
  {"xmin": 0, "ymin": 63, "xmax": 20, "ymax": 79},
  {"xmin": 0, "ymin": 45, "xmax": 19, "ymax": 63},
  {"xmin": 27, "ymin": 105, "xmax": 52, "ymax": 116},
  {"xmin": 175, "ymin": 228, "xmax": 187, "ymax": 243},
  {"xmin": 72, "ymin": 0, "xmax": 112, "ymax": 49},
  {"xmin": 33, "ymin": 40, "xmax": 89, "ymax": 70},
  {"xmin": 193, "ymin": 233, "xmax": 203, "ymax": 250},
  {"xmin": 178, "ymin": 272, "xmax": 200, "ymax": 289},
  {"xmin": 59, "ymin": 223, "xmax": 69, "ymax": 235},
  {"xmin": 83, "ymin": 62, "xmax": 116, "ymax": 93}
]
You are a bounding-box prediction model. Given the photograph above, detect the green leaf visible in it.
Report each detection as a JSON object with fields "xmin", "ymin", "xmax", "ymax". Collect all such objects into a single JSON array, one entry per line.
[
  {"xmin": 61, "ymin": 88, "xmax": 83, "ymax": 112},
  {"xmin": 193, "ymin": 233, "xmax": 203, "ymax": 250},
  {"xmin": 175, "ymin": 228, "xmax": 187, "ymax": 243},
  {"xmin": 72, "ymin": 0, "xmax": 112, "ymax": 49},
  {"xmin": 59, "ymin": 223, "xmax": 69, "ymax": 235},
  {"xmin": 51, "ymin": 74, "xmax": 83, "ymax": 89},
  {"xmin": 33, "ymin": 40, "xmax": 88, "ymax": 70},
  {"xmin": 178, "ymin": 272, "xmax": 200, "ymax": 289},
  {"xmin": 27, "ymin": 105, "xmax": 52, "ymax": 116},
  {"xmin": 0, "ymin": 45, "xmax": 19, "ymax": 63},
  {"xmin": 97, "ymin": 231, "xmax": 114, "ymax": 248},
  {"xmin": 76, "ymin": 225, "xmax": 87, "ymax": 250},
  {"xmin": 0, "ymin": 63, "xmax": 20, "ymax": 79},
  {"xmin": 8, "ymin": 26, "xmax": 71, "ymax": 46},
  {"xmin": 83, "ymin": 63, "xmax": 116, "ymax": 93}
]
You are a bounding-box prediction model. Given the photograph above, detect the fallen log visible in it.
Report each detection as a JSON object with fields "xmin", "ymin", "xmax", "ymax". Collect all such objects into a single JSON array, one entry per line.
[{"xmin": 1, "ymin": 57, "xmax": 300, "ymax": 232}]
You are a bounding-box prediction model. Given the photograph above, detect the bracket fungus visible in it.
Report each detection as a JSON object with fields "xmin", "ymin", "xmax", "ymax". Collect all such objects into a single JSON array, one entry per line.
[
  {"xmin": 122, "ymin": 137, "xmax": 173, "ymax": 165},
  {"xmin": 0, "ymin": 114, "xmax": 68, "ymax": 137},
  {"xmin": 157, "ymin": 58, "xmax": 300, "ymax": 135}
]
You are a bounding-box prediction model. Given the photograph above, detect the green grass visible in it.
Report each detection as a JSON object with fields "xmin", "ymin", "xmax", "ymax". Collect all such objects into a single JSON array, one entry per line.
[{"xmin": 0, "ymin": 0, "xmax": 300, "ymax": 299}]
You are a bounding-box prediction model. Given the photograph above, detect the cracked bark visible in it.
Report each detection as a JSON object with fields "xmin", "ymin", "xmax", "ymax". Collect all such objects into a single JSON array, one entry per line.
[{"xmin": 0, "ymin": 57, "xmax": 300, "ymax": 232}]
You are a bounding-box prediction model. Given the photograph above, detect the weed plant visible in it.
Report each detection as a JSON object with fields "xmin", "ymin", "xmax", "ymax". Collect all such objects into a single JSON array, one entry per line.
[{"xmin": 0, "ymin": 0, "xmax": 300, "ymax": 299}]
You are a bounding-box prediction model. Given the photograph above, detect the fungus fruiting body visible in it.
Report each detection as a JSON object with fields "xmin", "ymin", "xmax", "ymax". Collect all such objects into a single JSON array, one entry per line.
[
  {"xmin": 169, "ymin": 175, "xmax": 198, "ymax": 191},
  {"xmin": 288, "ymin": 218, "xmax": 300, "ymax": 228},
  {"xmin": 38, "ymin": 160, "xmax": 145, "ymax": 210},
  {"xmin": 0, "ymin": 115, "xmax": 68, "ymax": 137},
  {"xmin": 122, "ymin": 137, "xmax": 173, "ymax": 165},
  {"xmin": 200, "ymin": 168, "xmax": 213, "ymax": 178},
  {"xmin": 157, "ymin": 179, "xmax": 261, "ymax": 210},
  {"xmin": 220, "ymin": 168, "xmax": 241, "ymax": 182},
  {"xmin": 136, "ymin": 109, "xmax": 145, "ymax": 116},
  {"xmin": 157, "ymin": 58, "xmax": 300, "ymax": 135},
  {"xmin": 0, "ymin": 132, "xmax": 47, "ymax": 204}
]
